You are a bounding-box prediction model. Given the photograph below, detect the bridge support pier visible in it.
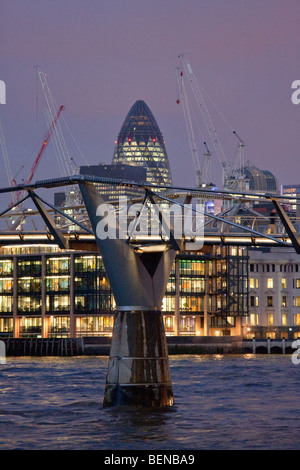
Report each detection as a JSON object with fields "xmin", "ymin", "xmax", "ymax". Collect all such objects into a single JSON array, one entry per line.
[
  {"xmin": 103, "ymin": 309, "xmax": 173, "ymax": 407},
  {"xmin": 79, "ymin": 182, "xmax": 177, "ymax": 408}
]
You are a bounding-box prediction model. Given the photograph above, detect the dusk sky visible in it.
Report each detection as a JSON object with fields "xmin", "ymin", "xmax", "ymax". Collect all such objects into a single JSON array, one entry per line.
[{"xmin": 0, "ymin": 0, "xmax": 300, "ymax": 194}]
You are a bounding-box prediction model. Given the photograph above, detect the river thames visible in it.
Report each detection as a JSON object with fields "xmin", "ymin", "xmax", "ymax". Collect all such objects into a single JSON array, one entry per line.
[{"xmin": 0, "ymin": 354, "xmax": 299, "ymax": 450}]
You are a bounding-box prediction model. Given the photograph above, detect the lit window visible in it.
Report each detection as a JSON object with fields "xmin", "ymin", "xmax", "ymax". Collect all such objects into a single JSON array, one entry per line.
[
  {"xmin": 282, "ymin": 314, "xmax": 287, "ymax": 326},
  {"xmin": 267, "ymin": 314, "xmax": 273, "ymax": 326},
  {"xmin": 293, "ymin": 296, "xmax": 300, "ymax": 307},
  {"xmin": 282, "ymin": 278, "xmax": 287, "ymax": 289},
  {"xmin": 267, "ymin": 278, "xmax": 273, "ymax": 289}
]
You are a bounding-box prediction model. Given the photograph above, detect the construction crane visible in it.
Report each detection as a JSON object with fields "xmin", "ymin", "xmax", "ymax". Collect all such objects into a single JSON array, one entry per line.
[
  {"xmin": 8, "ymin": 105, "xmax": 64, "ymax": 231},
  {"xmin": 232, "ymin": 130, "xmax": 247, "ymax": 186},
  {"xmin": 202, "ymin": 141, "xmax": 213, "ymax": 188},
  {"xmin": 176, "ymin": 67, "xmax": 202, "ymax": 187},
  {"xmin": 36, "ymin": 67, "xmax": 77, "ymax": 176},
  {"xmin": 176, "ymin": 67, "xmax": 215, "ymax": 190},
  {"xmin": 178, "ymin": 55, "xmax": 246, "ymax": 192},
  {"xmin": 0, "ymin": 116, "xmax": 18, "ymax": 205},
  {"xmin": 36, "ymin": 66, "xmax": 81, "ymax": 207},
  {"xmin": 14, "ymin": 105, "xmax": 65, "ymax": 205}
]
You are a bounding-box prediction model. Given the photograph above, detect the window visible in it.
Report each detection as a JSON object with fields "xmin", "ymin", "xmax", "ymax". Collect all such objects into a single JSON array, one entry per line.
[
  {"xmin": 293, "ymin": 296, "xmax": 300, "ymax": 307},
  {"xmin": 296, "ymin": 279, "xmax": 300, "ymax": 289},
  {"xmin": 46, "ymin": 276, "xmax": 70, "ymax": 291},
  {"xmin": 249, "ymin": 278, "xmax": 259, "ymax": 289},
  {"xmin": 179, "ymin": 260, "xmax": 205, "ymax": 276},
  {"xmin": 0, "ymin": 260, "xmax": 13, "ymax": 275},
  {"xmin": 46, "ymin": 257, "xmax": 70, "ymax": 274},
  {"xmin": 267, "ymin": 278, "xmax": 273, "ymax": 289},
  {"xmin": 250, "ymin": 296, "xmax": 259, "ymax": 307},
  {"xmin": 180, "ymin": 316, "xmax": 195, "ymax": 333},
  {"xmin": 18, "ymin": 259, "xmax": 41, "ymax": 276},
  {"xmin": 282, "ymin": 278, "xmax": 287, "ymax": 289},
  {"xmin": 180, "ymin": 296, "xmax": 203, "ymax": 312},
  {"xmin": 0, "ymin": 317, "xmax": 13, "ymax": 333},
  {"xmin": 249, "ymin": 313, "xmax": 258, "ymax": 326},
  {"xmin": 294, "ymin": 314, "xmax": 300, "ymax": 326},
  {"xmin": 282, "ymin": 314, "xmax": 287, "ymax": 326},
  {"xmin": 266, "ymin": 331, "xmax": 276, "ymax": 339},
  {"xmin": 267, "ymin": 296, "xmax": 273, "ymax": 307},
  {"xmin": 20, "ymin": 317, "xmax": 42, "ymax": 335},
  {"xmin": 0, "ymin": 278, "xmax": 13, "ymax": 293},
  {"xmin": 162, "ymin": 296, "xmax": 175, "ymax": 312},
  {"xmin": 74, "ymin": 256, "xmax": 97, "ymax": 273},
  {"xmin": 163, "ymin": 316, "xmax": 174, "ymax": 333},
  {"xmin": 75, "ymin": 316, "xmax": 113, "ymax": 336},
  {"xmin": 50, "ymin": 316, "xmax": 70, "ymax": 335},
  {"xmin": 282, "ymin": 296, "xmax": 287, "ymax": 307},
  {"xmin": 180, "ymin": 277, "xmax": 205, "ymax": 293},
  {"xmin": 267, "ymin": 314, "xmax": 273, "ymax": 326},
  {"xmin": 18, "ymin": 296, "xmax": 41, "ymax": 313},
  {"xmin": 46, "ymin": 295, "xmax": 70, "ymax": 312},
  {"xmin": 0, "ymin": 296, "xmax": 13, "ymax": 313},
  {"xmin": 18, "ymin": 278, "xmax": 41, "ymax": 293}
]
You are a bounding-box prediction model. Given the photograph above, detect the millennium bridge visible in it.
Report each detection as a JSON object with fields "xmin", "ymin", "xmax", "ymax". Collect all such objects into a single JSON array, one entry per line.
[{"xmin": 0, "ymin": 175, "xmax": 299, "ymax": 407}]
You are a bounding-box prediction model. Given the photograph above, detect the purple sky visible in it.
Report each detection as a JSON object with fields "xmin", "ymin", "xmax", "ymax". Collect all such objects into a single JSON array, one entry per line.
[{"xmin": 0, "ymin": 0, "xmax": 300, "ymax": 194}]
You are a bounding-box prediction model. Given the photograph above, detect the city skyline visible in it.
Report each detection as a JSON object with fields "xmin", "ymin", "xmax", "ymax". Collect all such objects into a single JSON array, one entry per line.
[{"xmin": 0, "ymin": 0, "xmax": 300, "ymax": 196}]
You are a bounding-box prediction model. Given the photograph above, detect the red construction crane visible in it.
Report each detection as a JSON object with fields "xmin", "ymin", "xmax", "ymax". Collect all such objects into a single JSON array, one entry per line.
[{"xmin": 14, "ymin": 104, "xmax": 64, "ymax": 204}]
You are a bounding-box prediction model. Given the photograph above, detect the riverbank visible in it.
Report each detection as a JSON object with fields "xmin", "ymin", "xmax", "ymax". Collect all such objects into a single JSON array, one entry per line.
[{"xmin": 1, "ymin": 335, "xmax": 295, "ymax": 356}]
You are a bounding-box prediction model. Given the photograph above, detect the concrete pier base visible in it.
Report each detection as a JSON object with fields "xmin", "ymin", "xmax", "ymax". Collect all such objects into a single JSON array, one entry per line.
[{"xmin": 103, "ymin": 309, "xmax": 173, "ymax": 408}]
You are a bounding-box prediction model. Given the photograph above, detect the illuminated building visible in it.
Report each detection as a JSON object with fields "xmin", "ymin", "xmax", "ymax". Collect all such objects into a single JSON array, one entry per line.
[
  {"xmin": 79, "ymin": 163, "xmax": 147, "ymax": 202},
  {"xmin": 0, "ymin": 244, "xmax": 248, "ymax": 338},
  {"xmin": 55, "ymin": 164, "xmax": 147, "ymax": 207},
  {"xmin": 244, "ymin": 247, "xmax": 300, "ymax": 339},
  {"xmin": 282, "ymin": 184, "xmax": 300, "ymax": 220},
  {"xmin": 112, "ymin": 100, "xmax": 173, "ymax": 187}
]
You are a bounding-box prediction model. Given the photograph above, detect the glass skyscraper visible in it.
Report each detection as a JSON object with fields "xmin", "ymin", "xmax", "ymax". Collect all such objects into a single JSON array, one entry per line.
[{"xmin": 112, "ymin": 100, "xmax": 173, "ymax": 187}]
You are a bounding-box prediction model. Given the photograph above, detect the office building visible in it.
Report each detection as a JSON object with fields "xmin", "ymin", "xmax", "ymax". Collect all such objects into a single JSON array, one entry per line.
[
  {"xmin": 282, "ymin": 184, "xmax": 300, "ymax": 222},
  {"xmin": 244, "ymin": 247, "xmax": 300, "ymax": 339},
  {"xmin": 0, "ymin": 244, "xmax": 248, "ymax": 338},
  {"xmin": 112, "ymin": 100, "xmax": 173, "ymax": 188}
]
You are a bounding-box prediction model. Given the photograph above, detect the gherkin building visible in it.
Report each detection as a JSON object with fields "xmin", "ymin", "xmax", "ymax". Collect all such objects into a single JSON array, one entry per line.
[{"xmin": 112, "ymin": 100, "xmax": 173, "ymax": 187}]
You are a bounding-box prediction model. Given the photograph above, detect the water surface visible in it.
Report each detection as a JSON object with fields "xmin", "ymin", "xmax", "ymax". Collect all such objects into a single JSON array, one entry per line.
[{"xmin": 0, "ymin": 354, "xmax": 299, "ymax": 450}]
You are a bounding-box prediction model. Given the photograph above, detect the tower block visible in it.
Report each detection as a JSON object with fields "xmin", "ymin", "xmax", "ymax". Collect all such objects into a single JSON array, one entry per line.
[{"xmin": 79, "ymin": 182, "xmax": 176, "ymax": 408}]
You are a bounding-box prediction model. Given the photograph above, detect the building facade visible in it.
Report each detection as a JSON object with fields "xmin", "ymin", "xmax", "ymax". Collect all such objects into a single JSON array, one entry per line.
[
  {"xmin": 244, "ymin": 247, "xmax": 300, "ymax": 339},
  {"xmin": 112, "ymin": 100, "xmax": 173, "ymax": 188},
  {"xmin": 281, "ymin": 184, "xmax": 300, "ymax": 227},
  {"xmin": 79, "ymin": 163, "xmax": 147, "ymax": 202},
  {"xmin": 0, "ymin": 244, "xmax": 248, "ymax": 338}
]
